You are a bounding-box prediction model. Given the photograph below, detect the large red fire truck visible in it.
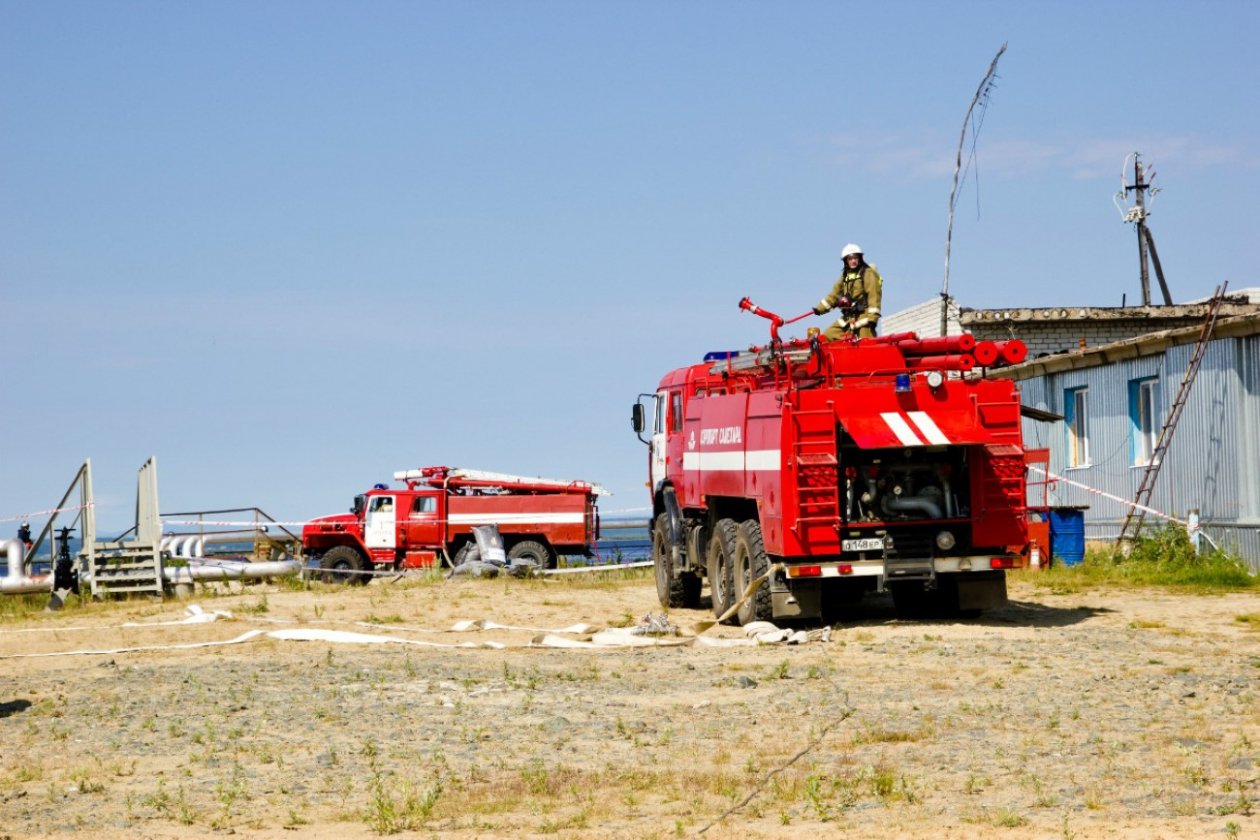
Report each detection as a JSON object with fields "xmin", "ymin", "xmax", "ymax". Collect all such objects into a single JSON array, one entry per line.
[
  {"xmin": 302, "ymin": 467, "xmax": 604, "ymax": 582},
  {"xmin": 632, "ymin": 299, "xmax": 1030, "ymax": 623}
]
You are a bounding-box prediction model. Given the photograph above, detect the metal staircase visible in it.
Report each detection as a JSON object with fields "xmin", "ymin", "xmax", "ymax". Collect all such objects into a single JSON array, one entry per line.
[
  {"xmin": 86, "ymin": 457, "xmax": 165, "ymax": 597},
  {"xmin": 1115, "ymin": 283, "xmax": 1228, "ymax": 547}
]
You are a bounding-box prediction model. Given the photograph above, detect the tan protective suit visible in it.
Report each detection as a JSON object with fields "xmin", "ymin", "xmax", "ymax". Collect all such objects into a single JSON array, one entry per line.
[{"xmin": 817, "ymin": 262, "xmax": 882, "ymax": 339}]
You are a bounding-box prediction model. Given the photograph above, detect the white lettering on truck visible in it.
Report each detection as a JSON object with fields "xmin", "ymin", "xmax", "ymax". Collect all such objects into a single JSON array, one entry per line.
[{"xmin": 699, "ymin": 426, "xmax": 743, "ymax": 446}]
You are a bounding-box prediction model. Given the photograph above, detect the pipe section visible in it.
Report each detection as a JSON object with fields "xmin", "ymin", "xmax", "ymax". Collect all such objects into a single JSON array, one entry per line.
[
  {"xmin": 904, "ymin": 354, "xmax": 975, "ymax": 372},
  {"xmin": 882, "ymin": 495, "xmax": 945, "ymax": 520},
  {"xmin": 163, "ymin": 559, "xmax": 301, "ymax": 584},
  {"xmin": 995, "ymin": 339, "xmax": 1028, "ymax": 365},
  {"xmin": 162, "ymin": 529, "xmax": 275, "ymax": 560},
  {"xmin": 898, "ymin": 334, "xmax": 977, "ymax": 355},
  {"xmin": 0, "ymin": 539, "xmax": 52, "ymax": 594},
  {"xmin": 972, "ymin": 341, "xmax": 999, "ymax": 366}
]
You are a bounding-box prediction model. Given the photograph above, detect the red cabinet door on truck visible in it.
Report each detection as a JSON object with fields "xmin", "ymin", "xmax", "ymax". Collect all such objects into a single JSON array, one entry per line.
[{"xmin": 404, "ymin": 492, "xmax": 443, "ymax": 551}]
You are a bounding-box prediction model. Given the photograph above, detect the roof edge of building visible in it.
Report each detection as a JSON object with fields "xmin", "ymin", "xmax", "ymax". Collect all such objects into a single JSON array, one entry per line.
[
  {"xmin": 990, "ymin": 311, "xmax": 1260, "ymax": 380},
  {"xmin": 960, "ymin": 298, "xmax": 1260, "ymax": 325}
]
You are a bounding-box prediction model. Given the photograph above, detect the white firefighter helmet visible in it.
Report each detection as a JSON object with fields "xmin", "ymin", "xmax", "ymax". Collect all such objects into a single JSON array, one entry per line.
[{"xmin": 841, "ymin": 243, "xmax": 863, "ymax": 259}]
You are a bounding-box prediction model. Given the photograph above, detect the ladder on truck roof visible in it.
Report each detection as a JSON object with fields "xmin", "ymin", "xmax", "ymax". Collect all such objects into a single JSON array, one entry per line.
[
  {"xmin": 1114, "ymin": 282, "xmax": 1228, "ymax": 550},
  {"xmin": 393, "ymin": 467, "xmax": 608, "ymax": 495}
]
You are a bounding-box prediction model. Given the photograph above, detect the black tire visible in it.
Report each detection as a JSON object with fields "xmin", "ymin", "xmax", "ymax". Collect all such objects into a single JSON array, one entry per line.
[
  {"xmin": 508, "ymin": 539, "xmax": 553, "ymax": 568},
  {"xmin": 652, "ymin": 514, "xmax": 675, "ymax": 607},
  {"xmin": 706, "ymin": 519, "xmax": 738, "ymax": 623},
  {"xmin": 319, "ymin": 545, "xmax": 371, "ymax": 585},
  {"xmin": 653, "ymin": 513, "xmax": 698, "ymax": 608},
  {"xmin": 733, "ymin": 519, "xmax": 773, "ymax": 625}
]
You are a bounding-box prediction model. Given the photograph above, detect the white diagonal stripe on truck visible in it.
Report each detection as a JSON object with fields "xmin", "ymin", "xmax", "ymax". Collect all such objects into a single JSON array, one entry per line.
[
  {"xmin": 906, "ymin": 411, "xmax": 950, "ymax": 445},
  {"xmin": 880, "ymin": 412, "xmax": 925, "ymax": 446}
]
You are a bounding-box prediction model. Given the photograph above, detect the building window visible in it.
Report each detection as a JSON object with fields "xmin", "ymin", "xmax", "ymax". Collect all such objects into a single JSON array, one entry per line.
[
  {"xmin": 1064, "ymin": 387, "xmax": 1090, "ymax": 468},
  {"xmin": 1130, "ymin": 377, "xmax": 1161, "ymax": 466}
]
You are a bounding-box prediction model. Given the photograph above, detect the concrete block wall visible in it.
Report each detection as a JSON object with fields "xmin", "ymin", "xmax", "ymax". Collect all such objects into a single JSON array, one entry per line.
[{"xmin": 880, "ymin": 297, "xmax": 962, "ymax": 338}]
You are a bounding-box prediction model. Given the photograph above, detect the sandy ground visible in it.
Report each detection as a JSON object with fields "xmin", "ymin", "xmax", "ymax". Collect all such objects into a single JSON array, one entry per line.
[{"xmin": 1, "ymin": 570, "xmax": 1257, "ymax": 840}]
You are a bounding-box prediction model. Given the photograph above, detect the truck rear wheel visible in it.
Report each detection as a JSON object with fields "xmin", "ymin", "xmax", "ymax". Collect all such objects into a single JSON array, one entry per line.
[
  {"xmin": 508, "ymin": 540, "xmax": 554, "ymax": 569},
  {"xmin": 653, "ymin": 514, "xmax": 700, "ymax": 609},
  {"xmin": 706, "ymin": 519, "xmax": 738, "ymax": 623},
  {"xmin": 733, "ymin": 519, "xmax": 773, "ymax": 625},
  {"xmin": 319, "ymin": 546, "xmax": 371, "ymax": 586}
]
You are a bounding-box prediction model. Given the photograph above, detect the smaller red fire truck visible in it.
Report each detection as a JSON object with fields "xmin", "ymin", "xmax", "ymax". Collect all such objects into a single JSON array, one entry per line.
[{"xmin": 302, "ymin": 467, "xmax": 604, "ymax": 582}]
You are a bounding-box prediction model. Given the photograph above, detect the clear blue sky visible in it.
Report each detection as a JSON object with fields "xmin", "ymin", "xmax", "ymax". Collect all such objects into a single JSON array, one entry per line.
[{"xmin": 3, "ymin": 1, "xmax": 1257, "ymax": 531}]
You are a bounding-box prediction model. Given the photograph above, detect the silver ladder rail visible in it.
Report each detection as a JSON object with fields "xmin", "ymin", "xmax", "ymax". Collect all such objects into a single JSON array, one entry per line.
[{"xmin": 1115, "ymin": 283, "xmax": 1228, "ymax": 547}]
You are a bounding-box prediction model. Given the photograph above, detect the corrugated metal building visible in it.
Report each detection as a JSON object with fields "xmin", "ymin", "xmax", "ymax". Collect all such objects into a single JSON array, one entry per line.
[{"xmin": 990, "ymin": 313, "xmax": 1260, "ymax": 571}]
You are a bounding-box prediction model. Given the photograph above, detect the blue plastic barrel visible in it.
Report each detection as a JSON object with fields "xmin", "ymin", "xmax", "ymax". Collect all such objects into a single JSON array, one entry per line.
[{"xmin": 1049, "ymin": 508, "xmax": 1086, "ymax": 567}]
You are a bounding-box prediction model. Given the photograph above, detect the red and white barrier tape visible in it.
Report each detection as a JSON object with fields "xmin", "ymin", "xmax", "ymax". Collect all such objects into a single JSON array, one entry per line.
[
  {"xmin": 0, "ymin": 502, "xmax": 94, "ymax": 524},
  {"xmin": 1027, "ymin": 466, "xmax": 1184, "ymax": 526}
]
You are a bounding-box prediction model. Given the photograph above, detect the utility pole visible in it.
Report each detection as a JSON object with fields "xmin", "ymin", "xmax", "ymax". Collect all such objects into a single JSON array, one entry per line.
[
  {"xmin": 1117, "ymin": 153, "xmax": 1173, "ymax": 306},
  {"xmin": 1133, "ymin": 157, "xmax": 1152, "ymax": 305}
]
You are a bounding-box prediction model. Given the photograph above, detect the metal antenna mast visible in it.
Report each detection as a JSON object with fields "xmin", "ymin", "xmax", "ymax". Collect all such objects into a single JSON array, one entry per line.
[
  {"xmin": 941, "ymin": 42, "xmax": 1007, "ymax": 336},
  {"xmin": 1115, "ymin": 152, "xmax": 1173, "ymax": 305}
]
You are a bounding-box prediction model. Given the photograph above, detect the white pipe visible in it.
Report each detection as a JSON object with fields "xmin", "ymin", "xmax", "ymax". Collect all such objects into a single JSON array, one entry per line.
[
  {"xmin": 166, "ymin": 531, "xmax": 272, "ymax": 560},
  {"xmin": 160, "ymin": 530, "xmax": 278, "ymax": 560},
  {"xmin": 163, "ymin": 559, "xmax": 301, "ymax": 584},
  {"xmin": 0, "ymin": 538, "xmax": 51, "ymax": 594},
  {"xmin": 4, "ymin": 538, "xmax": 23, "ymax": 580},
  {"xmin": 0, "ymin": 576, "xmax": 51, "ymax": 594},
  {"xmin": 197, "ymin": 532, "xmax": 259, "ymax": 546}
]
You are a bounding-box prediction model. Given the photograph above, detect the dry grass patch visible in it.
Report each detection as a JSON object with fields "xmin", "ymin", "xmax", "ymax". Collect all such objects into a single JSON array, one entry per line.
[{"xmin": 1234, "ymin": 613, "xmax": 1260, "ymax": 630}]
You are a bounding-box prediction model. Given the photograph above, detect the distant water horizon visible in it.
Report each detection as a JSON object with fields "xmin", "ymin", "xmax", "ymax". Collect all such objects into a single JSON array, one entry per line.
[{"xmin": 14, "ymin": 526, "xmax": 652, "ymax": 568}]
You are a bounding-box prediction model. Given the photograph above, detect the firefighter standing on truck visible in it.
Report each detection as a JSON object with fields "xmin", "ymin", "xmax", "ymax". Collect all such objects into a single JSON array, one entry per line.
[{"xmin": 813, "ymin": 243, "xmax": 882, "ymax": 339}]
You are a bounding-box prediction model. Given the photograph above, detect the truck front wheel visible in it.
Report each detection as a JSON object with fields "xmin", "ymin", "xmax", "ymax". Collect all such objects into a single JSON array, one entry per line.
[
  {"xmin": 653, "ymin": 514, "xmax": 700, "ymax": 609},
  {"xmin": 508, "ymin": 540, "xmax": 554, "ymax": 569},
  {"xmin": 319, "ymin": 546, "xmax": 371, "ymax": 586}
]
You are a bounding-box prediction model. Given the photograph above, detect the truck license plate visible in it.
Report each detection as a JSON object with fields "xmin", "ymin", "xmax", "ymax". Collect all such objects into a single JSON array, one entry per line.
[{"xmin": 842, "ymin": 537, "xmax": 886, "ymax": 552}]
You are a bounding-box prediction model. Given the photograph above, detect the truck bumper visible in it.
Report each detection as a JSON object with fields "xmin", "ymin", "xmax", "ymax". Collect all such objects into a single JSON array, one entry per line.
[{"xmin": 782, "ymin": 554, "xmax": 1019, "ymax": 581}]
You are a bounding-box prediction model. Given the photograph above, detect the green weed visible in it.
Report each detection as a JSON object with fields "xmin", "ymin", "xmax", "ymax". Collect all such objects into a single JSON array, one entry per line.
[{"xmin": 1033, "ymin": 523, "xmax": 1258, "ymax": 592}]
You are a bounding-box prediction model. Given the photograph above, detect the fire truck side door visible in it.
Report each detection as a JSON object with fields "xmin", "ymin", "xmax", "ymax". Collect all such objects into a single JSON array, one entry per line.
[
  {"xmin": 405, "ymin": 493, "xmax": 442, "ymax": 549},
  {"xmin": 650, "ymin": 391, "xmax": 668, "ymax": 490},
  {"xmin": 364, "ymin": 495, "xmax": 397, "ymax": 549}
]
